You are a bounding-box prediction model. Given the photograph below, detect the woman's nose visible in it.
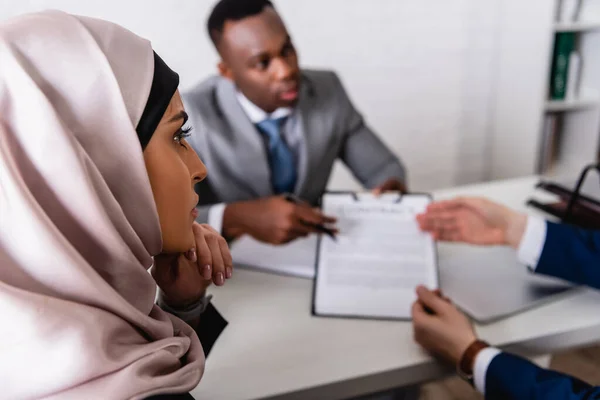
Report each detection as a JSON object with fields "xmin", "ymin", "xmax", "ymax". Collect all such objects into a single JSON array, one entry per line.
[{"xmin": 187, "ymin": 146, "xmax": 207, "ymax": 184}]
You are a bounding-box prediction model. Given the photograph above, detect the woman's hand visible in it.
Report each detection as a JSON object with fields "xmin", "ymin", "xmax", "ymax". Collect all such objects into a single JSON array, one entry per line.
[
  {"xmin": 411, "ymin": 286, "xmax": 477, "ymax": 366},
  {"xmin": 153, "ymin": 223, "xmax": 233, "ymax": 309},
  {"xmin": 416, "ymin": 197, "xmax": 527, "ymax": 248}
]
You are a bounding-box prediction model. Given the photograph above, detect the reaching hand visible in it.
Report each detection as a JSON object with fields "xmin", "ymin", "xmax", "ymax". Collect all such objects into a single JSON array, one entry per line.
[
  {"xmin": 153, "ymin": 223, "xmax": 233, "ymax": 309},
  {"xmin": 411, "ymin": 286, "xmax": 477, "ymax": 366},
  {"xmin": 223, "ymin": 196, "xmax": 337, "ymax": 245},
  {"xmin": 416, "ymin": 197, "xmax": 527, "ymax": 248}
]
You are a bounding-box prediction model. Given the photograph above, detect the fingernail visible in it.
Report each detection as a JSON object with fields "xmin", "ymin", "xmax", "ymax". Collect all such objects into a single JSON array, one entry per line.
[
  {"xmin": 203, "ymin": 265, "xmax": 212, "ymax": 280},
  {"xmin": 189, "ymin": 248, "xmax": 197, "ymax": 263},
  {"xmin": 226, "ymin": 267, "xmax": 233, "ymax": 279},
  {"xmin": 217, "ymin": 272, "xmax": 225, "ymax": 286}
]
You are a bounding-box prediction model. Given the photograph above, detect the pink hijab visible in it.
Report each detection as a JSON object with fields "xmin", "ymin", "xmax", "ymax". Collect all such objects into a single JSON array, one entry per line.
[{"xmin": 0, "ymin": 11, "xmax": 204, "ymax": 399}]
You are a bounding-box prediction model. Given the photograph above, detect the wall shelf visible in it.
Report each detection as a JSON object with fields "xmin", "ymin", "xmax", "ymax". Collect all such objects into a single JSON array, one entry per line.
[
  {"xmin": 554, "ymin": 21, "xmax": 600, "ymax": 32},
  {"xmin": 545, "ymin": 96, "xmax": 600, "ymax": 112}
]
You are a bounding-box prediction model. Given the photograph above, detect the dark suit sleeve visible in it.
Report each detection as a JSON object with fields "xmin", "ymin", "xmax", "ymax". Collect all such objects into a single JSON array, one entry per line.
[
  {"xmin": 535, "ymin": 222, "xmax": 600, "ymax": 290},
  {"xmin": 332, "ymin": 73, "xmax": 407, "ymax": 189},
  {"xmin": 158, "ymin": 296, "xmax": 228, "ymax": 357},
  {"xmin": 485, "ymin": 352, "xmax": 600, "ymax": 399},
  {"xmin": 193, "ymin": 303, "xmax": 228, "ymax": 357}
]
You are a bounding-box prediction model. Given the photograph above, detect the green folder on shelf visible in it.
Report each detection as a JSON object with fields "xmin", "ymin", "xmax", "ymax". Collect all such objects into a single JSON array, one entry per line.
[{"xmin": 550, "ymin": 32, "xmax": 576, "ymax": 100}]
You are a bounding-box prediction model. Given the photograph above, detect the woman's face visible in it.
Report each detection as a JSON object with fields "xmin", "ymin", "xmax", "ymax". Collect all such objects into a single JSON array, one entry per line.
[{"xmin": 143, "ymin": 90, "xmax": 206, "ymax": 253}]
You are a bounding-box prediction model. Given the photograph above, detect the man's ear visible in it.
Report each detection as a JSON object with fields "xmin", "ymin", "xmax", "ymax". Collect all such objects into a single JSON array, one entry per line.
[{"xmin": 218, "ymin": 61, "xmax": 234, "ymax": 81}]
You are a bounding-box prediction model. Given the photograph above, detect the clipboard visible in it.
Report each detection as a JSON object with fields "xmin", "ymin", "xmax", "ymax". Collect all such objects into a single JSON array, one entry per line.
[{"xmin": 311, "ymin": 191, "xmax": 439, "ymax": 321}]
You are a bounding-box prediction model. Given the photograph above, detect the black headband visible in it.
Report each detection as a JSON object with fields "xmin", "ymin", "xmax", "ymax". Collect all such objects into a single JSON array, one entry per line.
[{"xmin": 136, "ymin": 52, "xmax": 179, "ymax": 150}]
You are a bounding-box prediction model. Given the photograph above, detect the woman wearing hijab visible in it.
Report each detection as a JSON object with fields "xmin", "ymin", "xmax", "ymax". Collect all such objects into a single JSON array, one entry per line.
[{"xmin": 1, "ymin": 10, "xmax": 230, "ymax": 399}]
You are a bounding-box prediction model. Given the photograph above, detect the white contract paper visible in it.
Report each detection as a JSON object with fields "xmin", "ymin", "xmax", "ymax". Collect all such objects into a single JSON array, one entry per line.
[
  {"xmin": 230, "ymin": 235, "xmax": 317, "ymax": 279},
  {"xmin": 313, "ymin": 193, "xmax": 438, "ymax": 319}
]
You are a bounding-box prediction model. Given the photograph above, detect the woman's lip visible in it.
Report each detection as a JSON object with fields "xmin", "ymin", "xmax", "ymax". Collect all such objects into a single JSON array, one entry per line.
[{"xmin": 191, "ymin": 196, "xmax": 199, "ymax": 217}]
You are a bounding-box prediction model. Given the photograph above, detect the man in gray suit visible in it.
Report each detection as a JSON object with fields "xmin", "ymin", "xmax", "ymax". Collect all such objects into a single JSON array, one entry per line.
[{"xmin": 183, "ymin": 0, "xmax": 407, "ymax": 245}]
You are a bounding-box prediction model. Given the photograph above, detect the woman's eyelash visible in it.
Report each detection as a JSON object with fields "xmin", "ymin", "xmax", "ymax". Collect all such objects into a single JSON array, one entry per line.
[{"xmin": 174, "ymin": 126, "xmax": 193, "ymax": 143}]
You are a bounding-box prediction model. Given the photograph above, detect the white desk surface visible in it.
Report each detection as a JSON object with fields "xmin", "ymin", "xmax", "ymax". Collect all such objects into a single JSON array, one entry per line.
[{"xmin": 192, "ymin": 177, "xmax": 600, "ymax": 400}]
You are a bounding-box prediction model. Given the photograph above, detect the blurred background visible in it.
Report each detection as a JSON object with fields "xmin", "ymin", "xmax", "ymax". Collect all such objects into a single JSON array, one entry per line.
[
  {"xmin": 5, "ymin": 1, "xmax": 600, "ymax": 399},
  {"xmin": 3, "ymin": 0, "xmax": 600, "ymax": 191}
]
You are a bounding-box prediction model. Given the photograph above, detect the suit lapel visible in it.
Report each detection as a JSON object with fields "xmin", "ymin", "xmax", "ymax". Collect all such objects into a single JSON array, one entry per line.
[
  {"xmin": 215, "ymin": 79, "xmax": 273, "ymax": 197},
  {"xmin": 294, "ymin": 76, "xmax": 328, "ymax": 196}
]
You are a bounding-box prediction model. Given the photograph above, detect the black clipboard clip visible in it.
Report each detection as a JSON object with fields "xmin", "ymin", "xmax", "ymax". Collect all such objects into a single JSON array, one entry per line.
[
  {"xmin": 392, "ymin": 193, "xmax": 404, "ymax": 204},
  {"xmin": 345, "ymin": 192, "xmax": 403, "ymax": 203}
]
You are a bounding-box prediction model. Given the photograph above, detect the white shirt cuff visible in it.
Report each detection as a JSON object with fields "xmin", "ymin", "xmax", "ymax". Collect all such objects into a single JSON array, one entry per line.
[
  {"xmin": 516, "ymin": 216, "xmax": 547, "ymax": 271},
  {"xmin": 474, "ymin": 347, "xmax": 502, "ymax": 395},
  {"xmin": 207, "ymin": 203, "xmax": 226, "ymax": 234}
]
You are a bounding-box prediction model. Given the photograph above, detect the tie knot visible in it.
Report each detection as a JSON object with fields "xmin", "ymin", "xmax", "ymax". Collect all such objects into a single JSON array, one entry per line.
[{"xmin": 256, "ymin": 117, "xmax": 286, "ymax": 141}]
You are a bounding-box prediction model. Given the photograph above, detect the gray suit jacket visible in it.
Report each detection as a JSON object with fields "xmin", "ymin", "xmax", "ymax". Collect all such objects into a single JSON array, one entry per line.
[{"xmin": 182, "ymin": 69, "xmax": 406, "ymax": 223}]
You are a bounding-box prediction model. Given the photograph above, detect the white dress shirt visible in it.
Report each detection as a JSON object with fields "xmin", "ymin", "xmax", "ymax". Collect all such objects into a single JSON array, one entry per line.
[
  {"xmin": 473, "ymin": 215, "xmax": 547, "ymax": 394},
  {"xmin": 205, "ymin": 92, "xmax": 295, "ymax": 234}
]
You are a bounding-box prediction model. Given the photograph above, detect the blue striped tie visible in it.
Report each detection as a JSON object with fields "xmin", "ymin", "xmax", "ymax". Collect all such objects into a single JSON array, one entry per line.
[{"xmin": 256, "ymin": 117, "xmax": 297, "ymax": 194}]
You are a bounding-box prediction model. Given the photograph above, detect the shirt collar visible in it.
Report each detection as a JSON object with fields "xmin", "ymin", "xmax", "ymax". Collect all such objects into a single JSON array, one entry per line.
[{"xmin": 236, "ymin": 91, "xmax": 292, "ymax": 123}]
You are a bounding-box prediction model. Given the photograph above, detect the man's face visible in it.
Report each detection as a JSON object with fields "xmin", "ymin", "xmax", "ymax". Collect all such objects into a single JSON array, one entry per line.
[{"xmin": 218, "ymin": 7, "xmax": 301, "ymax": 113}]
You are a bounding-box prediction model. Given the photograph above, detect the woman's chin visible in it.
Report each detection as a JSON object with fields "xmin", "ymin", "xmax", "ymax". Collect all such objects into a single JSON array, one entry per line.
[
  {"xmin": 161, "ymin": 238, "xmax": 194, "ymax": 255},
  {"xmin": 158, "ymin": 225, "xmax": 196, "ymax": 255}
]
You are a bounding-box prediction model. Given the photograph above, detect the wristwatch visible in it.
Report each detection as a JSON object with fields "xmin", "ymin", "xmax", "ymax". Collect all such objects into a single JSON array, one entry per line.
[{"xmin": 456, "ymin": 340, "xmax": 490, "ymax": 386}]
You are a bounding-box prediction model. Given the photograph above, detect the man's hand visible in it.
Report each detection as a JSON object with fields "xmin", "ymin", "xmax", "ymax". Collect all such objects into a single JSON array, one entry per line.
[
  {"xmin": 223, "ymin": 196, "xmax": 337, "ymax": 245},
  {"xmin": 416, "ymin": 197, "xmax": 527, "ymax": 248},
  {"xmin": 412, "ymin": 286, "xmax": 477, "ymax": 366},
  {"xmin": 153, "ymin": 223, "xmax": 233, "ymax": 309},
  {"xmin": 372, "ymin": 178, "xmax": 407, "ymax": 195}
]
